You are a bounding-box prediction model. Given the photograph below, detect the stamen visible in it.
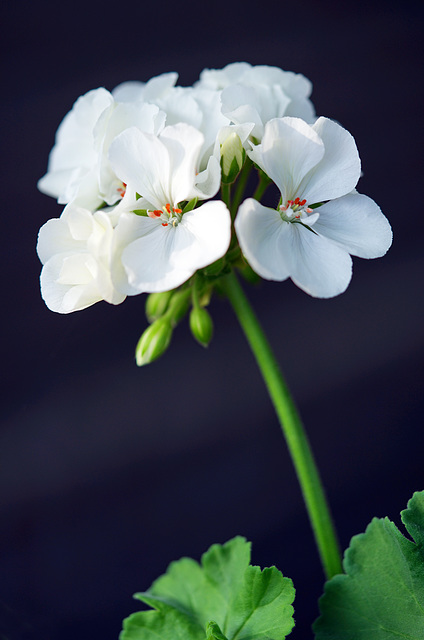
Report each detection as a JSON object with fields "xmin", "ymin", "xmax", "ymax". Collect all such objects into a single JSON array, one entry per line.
[
  {"xmin": 117, "ymin": 182, "xmax": 127, "ymax": 198},
  {"xmin": 147, "ymin": 210, "xmax": 162, "ymax": 219},
  {"xmin": 279, "ymin": 197, "xmax": 318, "ymax": 226},
  {"xmin": 146, "ymin": 203, "xmax": 183, "ymax": 228}
]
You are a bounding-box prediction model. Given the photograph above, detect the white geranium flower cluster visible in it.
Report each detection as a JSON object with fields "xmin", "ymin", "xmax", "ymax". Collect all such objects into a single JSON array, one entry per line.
[{"xmin": 37, "ymin": 62, "xmax": 392, "ymax": 316}]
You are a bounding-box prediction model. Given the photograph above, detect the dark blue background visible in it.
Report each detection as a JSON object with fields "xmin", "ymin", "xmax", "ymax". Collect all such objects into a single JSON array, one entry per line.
[{"xmin": 1, "ymin": 0, "xmax": 423, "ymax": 638}]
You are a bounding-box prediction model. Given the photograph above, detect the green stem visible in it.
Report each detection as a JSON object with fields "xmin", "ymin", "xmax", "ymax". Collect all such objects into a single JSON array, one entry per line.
[
  {"xmin": 221, "ymin": 271, "xmax": 342, "ymax": 579},
  {"xmin": 231, "ymin": 158, "xmax": 253, "ymax": 219},
  {"xmin": 252, "ymin": 172, "xmax": 271, "ymax": 202},
  {"xmin": 221, "ymin": 183, "xmax": 231, "ymax": 210}
]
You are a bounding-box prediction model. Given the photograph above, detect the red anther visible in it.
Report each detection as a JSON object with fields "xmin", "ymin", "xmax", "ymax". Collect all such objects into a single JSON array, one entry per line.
[
  {"xmin": 295, "ymin": 215, "xmax": 300, "ymax": 219},
  {"xmin": 153, "ymin": 210, "xmax": 162, "ymax": 217},
  {"xmin": 287, "ymin": 200, "xmax": 293, "ymax": 206},
  {"xmin": 174, "ymin": 208, "xmax": 182, "ymax": 214},
  {"xmin": 300, "ymin": 199, "xmax": 306, "ymax": 206},
  {"xmin": 162, "ymin": 223, "xmax": 168, "ymax": 227},
  {"xmin": 165, "ymin": 203, "xmax": 171, "ymax": 214},
  {"xmin": 306, "ymin": 207, "xmax": 313, "ymax": 213},
  {"xmin": 294, "ymin": 197, "xmax": 300, "ymax": 205}
]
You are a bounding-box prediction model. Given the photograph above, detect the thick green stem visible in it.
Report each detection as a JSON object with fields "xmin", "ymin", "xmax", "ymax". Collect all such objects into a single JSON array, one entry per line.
[{"xmin": 221, "ymin": 271, "xmax": 342, "ymax": 579}]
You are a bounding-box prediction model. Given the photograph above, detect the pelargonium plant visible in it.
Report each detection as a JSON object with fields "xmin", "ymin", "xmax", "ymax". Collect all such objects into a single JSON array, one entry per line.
[{"xmin": 37, "ymin": 63, "xmax": 424, "ymax": 639}]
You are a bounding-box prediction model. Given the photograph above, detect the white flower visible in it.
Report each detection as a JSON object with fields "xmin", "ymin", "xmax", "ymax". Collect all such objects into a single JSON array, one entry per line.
[
  {"xmin": 37, "ymin": 203, "xmax": 125, "ymax": 313},
  {"xmin": 235, "ymin": 117, "xmax": 392, "ymax": 298},
  {"xmin": 111, "ymin": 72, "xmax": 178, "ymax": 102},
  {"xmin": 197, "ymin": 62, "xmax": 315, "ymax": 139},
  {"xmin": 37, "ymin": 87, "xmax": 165, "ymax": 209},
  {"xmin": 108, "ymin": 123, "xmax": 231, "ymax": 293}
]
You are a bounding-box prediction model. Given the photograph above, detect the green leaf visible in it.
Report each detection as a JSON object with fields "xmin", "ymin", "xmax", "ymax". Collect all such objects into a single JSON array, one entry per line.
[
  {"xmin": 206, "ymin": 621, "xmax": 229, "ymax": 640},
  {"xmin": 121, "ymin": 537, "xmax": 295, "ymax": 640},
  {"xmin": 314, "ymin": 490, "xmax": 424, "ymax": 639}
]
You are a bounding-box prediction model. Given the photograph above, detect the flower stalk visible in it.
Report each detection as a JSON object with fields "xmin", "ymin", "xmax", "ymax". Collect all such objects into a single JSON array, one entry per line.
[{"xmin": 221, "ymin": 270, "xmax": 342, "ymax": 579}]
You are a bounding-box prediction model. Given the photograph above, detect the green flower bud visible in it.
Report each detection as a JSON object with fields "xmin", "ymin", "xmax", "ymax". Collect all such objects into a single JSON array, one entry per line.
[
  {"xmin": 145, "ymin": 290, "xmax": 173, "ymax": 323},
  {"xmin": 190, "ymin": 306, "xmax": 213, "ymax": 347},
  {"xmin": 220, "ymin": 132, "xmax": 245, "ymax": 184},
  {"xmin": 167, "ymin": 289, "xmax": 191, "ymax": 326},
  {"xmin": 135, "ymin": 317, "xmax": 173, "ymax": 366}
]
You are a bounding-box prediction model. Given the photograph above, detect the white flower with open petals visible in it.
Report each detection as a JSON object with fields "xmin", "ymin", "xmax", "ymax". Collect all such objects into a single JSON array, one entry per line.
[
  {"xmin": 37, "ymin": 203, "xmax": 126, "ymax": 313},
  {"xmin": 197, "ymin": 62, "xmax": 315, "ymax": 140},
  {"xmin": 108, "ymin": 123, "xmax": 231, "ymax": 293},
  {"xmin": 235, "ymin": 117, "xmax": 392, "ymax": 298},
  {"xmin": 37, "ymin": 87, "xmax": 165, "ymax": 210}
]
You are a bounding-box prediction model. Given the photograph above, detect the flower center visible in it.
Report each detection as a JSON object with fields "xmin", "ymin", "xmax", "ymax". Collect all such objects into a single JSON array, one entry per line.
[
  {"xmin": 147, "ymin": 203, "xmax": 183, "ymax": 227},
  {"xmin": 279, "ymin": 197, "xmax": 318, "ymax": 226}
]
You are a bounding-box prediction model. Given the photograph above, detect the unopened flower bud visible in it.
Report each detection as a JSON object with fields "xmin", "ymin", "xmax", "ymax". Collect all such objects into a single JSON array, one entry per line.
[
  {"xmin": 220, "ymin": 132, "xmax": 245, "ymax": 184},
  {"xmin": 135, "ymin": 317, "xmax": 173, "ymax": 366},
  {"xmin": 145, "ymin": 290, "xmax": 173, "ymax": 323},
  {"xmin": 167, "ymin": 289, "xmax": 191, "ymax": 326},
  {"xmin": 190, "ymin": 306, "xmax": 213, "ymax": 347}
]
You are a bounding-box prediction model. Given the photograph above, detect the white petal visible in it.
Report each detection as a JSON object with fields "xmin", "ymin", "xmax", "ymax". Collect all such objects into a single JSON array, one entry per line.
[
  {"xmin": 221, "ymin": 85, "xmax": 265, "ymax": 137},
  {"xmin": 108, "ymin": 127, "xmax": 170, "ymax": 209},
  {"xmin": 312, "ymin": 193, "xmax": 393, "ymax": 258},
  {"xmin": 252, "ymin": 118, "xmax": 325, "ymax": 200},
  {"xmin": 235, "ymin": 199, "xmax": 291, "ymax": 281},
  {"xmin": 121, "ymin": 225, "xmax": 194, "ymax": 293},
  {"xmin": 300, "ymin": 117, "xmax": 361, "ymax": 203},
  {"xmin": 97, "ymin": 102, "xmax": 166, "ymax": 205},
  {"xmin": 40, "ymin": 254, "xmax": 103, "ymax": 313},
  {"xmin": 37, "ymin": 205, "xmax": 92, "ymax": 263},
  {"xmin": 283, "ymin": 224, "xmax": 353, "ymax": 297},
  {"xmin": 159, "ymin": 123, "xmax": 204, "ymax": 204},
  {"xmin": 118, "ymin": 201, "xmax": 231, "ymax": 293},
  {"xmin": 193, "ymin": 155, "xmax": 221, "ymax": 200},
  {"xmin": 176, "ymin": 200, "xmax": 231, "ymax": 269}
]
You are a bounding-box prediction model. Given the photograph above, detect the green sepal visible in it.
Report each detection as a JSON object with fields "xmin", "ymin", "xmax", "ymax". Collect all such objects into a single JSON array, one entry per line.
[
  {"xmin": 183, "ymin": 198, "xmax": 198, "ymax": 213},
  {"xmin": 120, "ymin": 537, "xmax": 295, "ymax": 640},
  {"xmin": 220, "ymin": 155, "xmax": 244, "ymax": 185},
  {"xmin": 239, "ymin": 262, "xmax": 261, "ymax": 284},
  {"xmin": 314, "ymin": 490, "xmax": 424, "ymax": 639},
  {"xmin": 133, "ymin": 209, "xmax": 148, "ymax": 216},
  {"xmin": 203, "ymin": 258, "xmax": 226, "ymax": 277},
  {"xmin": 206, "ymin": 621, "xmax": 228, "ymax": 640}
]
